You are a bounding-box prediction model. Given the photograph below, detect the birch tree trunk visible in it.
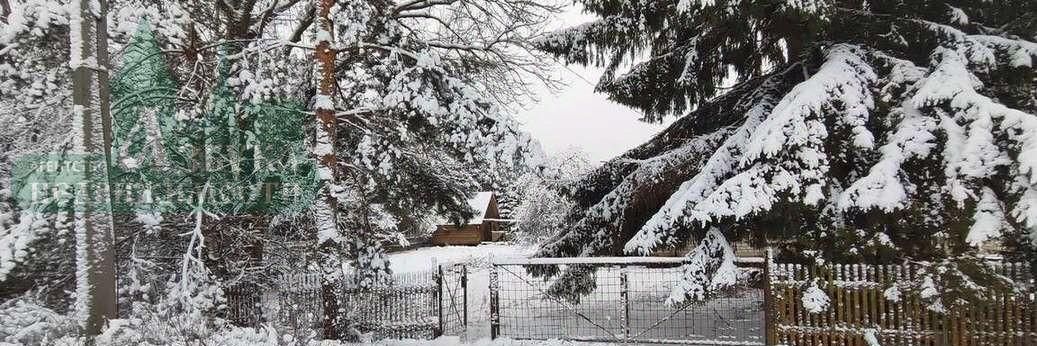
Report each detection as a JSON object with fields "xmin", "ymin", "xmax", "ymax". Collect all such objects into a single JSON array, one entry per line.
[
  {"xmin": 70, "ymin": 0, "xmax": 117, "ymax": 336},
  {"xmin": 313, "ymin": 0, "xmax": 341, "ymax": 339}
]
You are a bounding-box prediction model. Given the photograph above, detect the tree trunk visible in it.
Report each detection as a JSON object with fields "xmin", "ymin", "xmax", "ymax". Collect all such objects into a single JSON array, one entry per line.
[
  {"xmin": 70, "ymin": 0, "xmax": 117, "ymax": 336},
  {"xmin": 0, "ymin": 0, "xmax": 10, "ymax": 23},
  {"xmin": 313, "ymin": 0, "xmax": 341, "ymax": 339},
  {"xmin": 93, "ymin": 0, "xmax": 119, "ymax": 325}
]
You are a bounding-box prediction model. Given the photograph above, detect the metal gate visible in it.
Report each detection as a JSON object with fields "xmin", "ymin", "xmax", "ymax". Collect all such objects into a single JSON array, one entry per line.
[
  {"xmin": 489, "ymin": 257, "xmax": 766, "ymax": 345},
  {"xmin": 439, "ymin": 263, "xmax": 469, "ymax": 338}
]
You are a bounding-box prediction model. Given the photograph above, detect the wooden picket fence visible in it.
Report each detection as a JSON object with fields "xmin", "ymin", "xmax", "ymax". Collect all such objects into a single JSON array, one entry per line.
[{"xmin": 765, "ymin": 259, "xmax": 1037, "ymax": 345}]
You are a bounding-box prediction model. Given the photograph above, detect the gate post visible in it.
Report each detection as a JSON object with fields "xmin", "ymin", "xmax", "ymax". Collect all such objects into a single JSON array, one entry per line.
[
  {"xmin": 489, "ymin": 264, "xmax": 500, "ymax": 339},
  {"xmin": 437, "ymin": 265, "xmax": 444, "ymax": 337},
  {"xmin": 764, "ymin": 248, "xmax": 775, "ymax": 345},
  {"xmin": 461, "ymin": 265, "xmax": 468, "ymax": 333},
  {"xmin": 620, "ymin": 267, "xmax": 630, "ymax": 339}
]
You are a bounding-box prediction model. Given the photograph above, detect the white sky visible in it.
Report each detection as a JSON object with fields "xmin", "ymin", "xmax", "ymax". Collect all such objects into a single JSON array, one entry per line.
[{"xmin": 512, "ymin": 6, "xmax": 669, "ymax": 163}]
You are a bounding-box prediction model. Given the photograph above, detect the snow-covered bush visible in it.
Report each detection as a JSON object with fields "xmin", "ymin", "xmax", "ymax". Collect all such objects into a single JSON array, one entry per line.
[
  {"xmin": 0, "ymin": 296, "xmax": 77, "ymax": 344},
  {"xmin": 801, "ymin": 279, "xmax": 831, "ymax": 314},
  {"xmin": 204, "ymin": 325, "xmax": 286, "ymax": 346}
]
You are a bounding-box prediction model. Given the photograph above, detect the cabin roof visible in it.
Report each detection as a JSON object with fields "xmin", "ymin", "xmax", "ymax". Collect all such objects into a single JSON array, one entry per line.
[
  {"xmin": 433, "ymin": 191, "xmax": 495, "ymax": 227},
  {"xmin": 466, "ymin": 191, "xmax": 494, "ymax": 224}
]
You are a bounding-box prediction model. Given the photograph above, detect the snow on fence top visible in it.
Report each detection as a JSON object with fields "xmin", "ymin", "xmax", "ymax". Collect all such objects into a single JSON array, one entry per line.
[{"xmin": 491, "ymin": 256, "xmax": 765, "ymax": 265}]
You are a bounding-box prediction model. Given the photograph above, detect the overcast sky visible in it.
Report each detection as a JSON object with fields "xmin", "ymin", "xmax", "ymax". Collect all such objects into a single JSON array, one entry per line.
[{"xmin": 512, "ymin": 6, "xmax": 670, "ymax": 163}]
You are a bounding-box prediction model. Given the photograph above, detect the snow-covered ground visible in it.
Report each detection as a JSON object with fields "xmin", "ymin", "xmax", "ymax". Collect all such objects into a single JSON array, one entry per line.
[{"xmin": 387, "ymin": 243, "xmax": 537, "ymax": 273}]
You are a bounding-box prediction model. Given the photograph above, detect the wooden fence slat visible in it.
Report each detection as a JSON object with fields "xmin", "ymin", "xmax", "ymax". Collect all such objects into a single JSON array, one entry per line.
[
  {"xmin": 1026, "ymin": 262, "xmax": 1034, "ymax": 346},
  {"xmin": 858, "ymin": 264, "xmax": 867, "ymax": 346},
  {"xmin": 877, "ymin": 265, "xmax": 886, "ymax": 340},
  {"xmin": 784, "ymin": 262, "xmax": 793, "ymax": 346},
  {"xmin": 852, "ymin": 264, "xmax": 860, "ymax": 346},
  {"xmin": 843, "ymin": 263, "xmax": 851, "ymax": 346},
  {"xmin": 796, "ymin": 263, "xmax": 804, "ymax": 346},
  {"xmin": 910, "ymin": 264, "xmax": 917, "ymax": 346},
  {"xmin": 865, "ymin": 265, "xmax": 872, "ymax": 332},
  {"xmin": 863, "ymin": 263, "xmax": 870, "ymax": 346},
  {"xmin": 807, "ymin": 264, "xmax": 816, "ymax": 346},
  {"xmin": 1009, "ymin": 263, "xmax": 1018, "ymax": 346},
  {"xmin": 825, "ymin": 265, "xmax": 834, "ymax": 346}
]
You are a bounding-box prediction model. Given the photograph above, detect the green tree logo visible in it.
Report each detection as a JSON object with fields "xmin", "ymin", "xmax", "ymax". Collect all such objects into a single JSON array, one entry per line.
[{"xmin": 12, "ymin": 24, "xmax": 317, "ymax": 216}]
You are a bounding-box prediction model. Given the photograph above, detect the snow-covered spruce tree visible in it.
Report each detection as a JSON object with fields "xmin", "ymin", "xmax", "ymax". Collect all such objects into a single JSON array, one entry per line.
[
  {"xmin": 0, "ymin": 1, "xmax": 77, "ymax": 308},
  {"xmin": 113, "ymin": 0, "xmax": 552, "ymax": 337},
  {"xmin": 1, "ymin": 0, "xmax": 194, "ymax": 316},
  {"xmin": 534, "ymin": 0, "xmax": 1037, "ymax": 310}
]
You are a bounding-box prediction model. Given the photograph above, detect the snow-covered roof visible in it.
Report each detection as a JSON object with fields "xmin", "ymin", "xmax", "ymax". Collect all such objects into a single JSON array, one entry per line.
[
  {"xmin": 466, "ymin": 191, "xmax": 494, "ymax": 224},
  {"xmin": 429, "ymin": 191, "xmax": 495, "ymax": 227}
]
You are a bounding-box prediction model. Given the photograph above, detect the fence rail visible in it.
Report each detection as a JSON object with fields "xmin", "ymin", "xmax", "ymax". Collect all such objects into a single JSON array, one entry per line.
[
  {"xmin": 492, "ymin": 256, "xmax": 765, "ymax": 265},
  {"xmin": 767, "ymin": 259, "xmax": 1037, "ymax": 345}
]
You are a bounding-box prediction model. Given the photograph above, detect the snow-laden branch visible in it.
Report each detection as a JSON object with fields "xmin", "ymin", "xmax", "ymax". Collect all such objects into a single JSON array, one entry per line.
[
  {"xmin": 665, "ymin": 228, "xmax": 738, "ymax": 306},
  {"xmin": 179, "ymin": 182, "xmax": 208, "ymax": 296}
]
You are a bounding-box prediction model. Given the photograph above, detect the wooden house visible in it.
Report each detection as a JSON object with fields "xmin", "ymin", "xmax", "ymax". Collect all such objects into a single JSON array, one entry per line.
[{"xmin": 430, "ymin": 192, "xmax": 501, "ymax": 245}]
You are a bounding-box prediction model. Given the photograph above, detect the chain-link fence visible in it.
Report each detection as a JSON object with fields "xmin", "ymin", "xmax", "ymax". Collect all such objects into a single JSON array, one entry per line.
[{"xmin": 489, "ymin": 257, "xmax": 765, "ymax": 345}]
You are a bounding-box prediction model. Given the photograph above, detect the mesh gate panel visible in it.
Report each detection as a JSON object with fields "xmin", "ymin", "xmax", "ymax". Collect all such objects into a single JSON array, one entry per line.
[
  {"xmin": 440, "ymin": 264, "xmax": 469, "ymax": 338},
  {"xmin": 491, "ymin": 261, "xmax": 764, "ymax": 345}
]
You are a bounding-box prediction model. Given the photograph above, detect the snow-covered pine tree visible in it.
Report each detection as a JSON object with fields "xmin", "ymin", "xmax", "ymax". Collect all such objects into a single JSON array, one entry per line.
[
  {"xmin": 1, "ymin": 0, "xmax": 77, "ymax": 307},
  {"xmin": 277, "ymin": 0, "xmax": 551, "ymax": 283},
  {"xmin": 196, "ymin": 0, "xmax": 553, "ymax": 336},
  {"xmin": 311, "ymin": 0, "xmax": 343, "ymax": 337},
  {"xmin": 535, "ymin": 0, "xmax": 1037, "ymax": 310}
]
